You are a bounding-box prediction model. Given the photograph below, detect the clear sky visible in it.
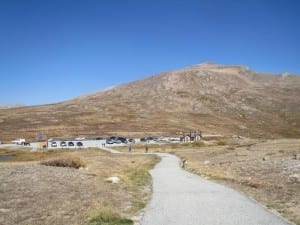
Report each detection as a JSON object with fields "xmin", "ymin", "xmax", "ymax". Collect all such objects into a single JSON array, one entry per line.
[{"xmin": 1, "ymin": 0, "xmax": 299, "ymax": 106}]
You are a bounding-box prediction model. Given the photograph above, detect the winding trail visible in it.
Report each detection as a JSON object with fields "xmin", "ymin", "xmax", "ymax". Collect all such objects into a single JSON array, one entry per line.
[{"xmin": 140, "ymin": 153, "xmax": 292, "ymax": 225}]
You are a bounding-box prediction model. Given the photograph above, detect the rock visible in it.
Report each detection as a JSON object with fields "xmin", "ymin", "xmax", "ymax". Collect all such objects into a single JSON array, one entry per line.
[
  {"xmin": 238, "ymin": 125, "xmax": 247, "ymax": 130},
  {"xmin": 262, "ymin": 156, "xmax": 269, "ymax": 161},
  {"xmin": 204, "ymin": 160, "xmax": 210, "ymax": 165},
  {"xmin": 106, "ymin": 176, "xmax": 120, "ymax": 184},
  {"xmin": 288, "ymin": 174, "xmax": 299, "ymax": 183}
]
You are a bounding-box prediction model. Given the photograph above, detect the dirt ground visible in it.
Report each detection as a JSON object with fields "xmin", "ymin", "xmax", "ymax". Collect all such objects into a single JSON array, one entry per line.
[
  {"xmin": 0, "ymin": 149, "xmax": 159, "ymax": 225},
  {"xmin": 1, "ymin": 139, "xmax": 299, "ymax": 225}
]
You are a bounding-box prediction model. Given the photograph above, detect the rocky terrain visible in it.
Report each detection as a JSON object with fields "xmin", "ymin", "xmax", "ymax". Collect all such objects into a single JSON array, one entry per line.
[{"xmin": 0, "ymin": 62, "xmax": 299, "ymax": 141}]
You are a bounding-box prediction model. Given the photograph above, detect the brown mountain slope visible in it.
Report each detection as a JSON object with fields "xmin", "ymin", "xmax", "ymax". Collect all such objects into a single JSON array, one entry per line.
[{"xmin": 0, "ymin": 62, "xmax": 299, "ymax": 141}]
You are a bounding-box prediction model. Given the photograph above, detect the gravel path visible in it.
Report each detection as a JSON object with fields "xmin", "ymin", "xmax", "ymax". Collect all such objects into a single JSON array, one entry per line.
[{"xmin": 140, "ymin": 153, "xmax": 292, "ymax": 225}]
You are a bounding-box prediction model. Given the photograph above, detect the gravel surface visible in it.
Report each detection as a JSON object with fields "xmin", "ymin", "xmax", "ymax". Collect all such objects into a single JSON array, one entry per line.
[{"xmin": 140, "ymin": 153, "xmax": 292, "ymax": 225}]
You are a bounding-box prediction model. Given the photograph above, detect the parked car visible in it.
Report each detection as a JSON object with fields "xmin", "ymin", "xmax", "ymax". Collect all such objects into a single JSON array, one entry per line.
[
  {"xmin": 12, "ymin": 138, "xmax": 26, "ymax": 145},
  {"xmin": 117, "ymin": 137, "xmax": 127, "ymax": 144},
  {"xmin": 106, "ymin": 139, "xmax": 114, "ymax": 144},
  {"xmin": 76, "ymin": 142, "xmax": 83, "ymax": 147},
  {"xmin": 113, "ymin": 139, "xmax": 122, "ymax": 144},
  {"xmin": 140, "ymin": 137, "xmax": 148, "ymax": 142},
  {"xmin": 127, "ymin": 138, "xmax": 135, "ymax": 143},
  {"xmin": 68, "ymin": 141, "xmax": 74, "ymax": 147},
  {"xmin": 60, "ymin": 141, "xmax": 67, "ymax": 147},
  {"xmin": 51, "ymin": 142, "xmax": 57, "ymax": 147}
]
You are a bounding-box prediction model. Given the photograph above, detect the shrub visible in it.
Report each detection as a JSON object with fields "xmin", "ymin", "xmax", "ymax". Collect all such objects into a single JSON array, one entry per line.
[
  {"xmin": 217, "ymin": 140, "xmax": 227, "ymax": 146},
  {"xmin": 181, "ymin": 143, "xmax": 191, "ymax": 147},
  {"xmin": 192, "ymin": 141, "xmax": 206, "ymax": 147},
  {"xmin": 41, "ymin": 157, "xmax": 85, "ymax": 169},
  {"xmin": 86, "ymin": 206, "xmax": 133, "ymax": 225}
]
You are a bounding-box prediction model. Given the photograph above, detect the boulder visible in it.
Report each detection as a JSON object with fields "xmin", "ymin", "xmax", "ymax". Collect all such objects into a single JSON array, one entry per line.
[
  {"xmin": 204, "ymin": 160, "xmax": 210, "ymax": 165},
  {"xmin": 106, "ymin": 176, "xmax": 120, "ymax": 184},
  {"xmin": 288, "ymin": 174, "xmax": 299, "ymax": 183}
]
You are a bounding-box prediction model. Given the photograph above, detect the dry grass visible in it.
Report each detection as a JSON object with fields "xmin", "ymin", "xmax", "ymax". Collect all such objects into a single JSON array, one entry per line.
[
  {"xmin": 192, "ymin": 140, "xmax": 206, "ymax": 147},
  {"xmin": 0, "ymin": 64, "xmax": 300, "ymax": 143},
  {"xmin": 217, "ymin": 139, "xmax": 227, "ymax": 146},
  {"xmin": 0, "ymin": 148, "xmax": 159, "ymax": 225},
  {"xmin": 41, "ymin": 157, "xmax": 86, "ymax": 169},
  {"xmin": 0, "ymin": 148, "xmax": 64, "ymax": 161}
]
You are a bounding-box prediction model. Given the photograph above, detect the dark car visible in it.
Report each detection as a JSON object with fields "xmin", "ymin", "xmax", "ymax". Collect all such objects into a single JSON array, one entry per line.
[
  {"xmin": 140, "ymin": 137, "xmax": 148, "ymax": 142},
  {"xmin": 60, "ymin": 141, "xmax": 67, "ymax": 147},
  {"xmin": 128, "ymin": 138, "xmax": 135, "ymax": 143},
  {"xmin": 68, "ymin": 142, "xmax": 74, "ymax": 147},
  {"xmin": 76, "ymin": 142, "xmax": 83, "ymax": 147},
  {"xmin": 117, "ymin": 137, "xmax": 127, "ymax": 144}
]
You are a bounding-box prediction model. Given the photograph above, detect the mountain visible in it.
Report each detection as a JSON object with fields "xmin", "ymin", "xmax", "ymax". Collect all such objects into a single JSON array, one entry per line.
[{"xmin": 0, "ymin": 62, "xmax": 299, "ymax": 141}]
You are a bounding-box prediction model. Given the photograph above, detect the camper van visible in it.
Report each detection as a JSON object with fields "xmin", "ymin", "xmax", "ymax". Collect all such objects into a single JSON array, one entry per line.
[{"xmin": 12, "ymin": 138, "xmax": 26, "ymax": 145}]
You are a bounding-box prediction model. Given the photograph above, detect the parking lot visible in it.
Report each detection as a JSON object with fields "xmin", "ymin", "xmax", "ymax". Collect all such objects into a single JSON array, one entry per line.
[{"xmin": 0, "ymin": 136, "xmax": 182, "ymax": 150}]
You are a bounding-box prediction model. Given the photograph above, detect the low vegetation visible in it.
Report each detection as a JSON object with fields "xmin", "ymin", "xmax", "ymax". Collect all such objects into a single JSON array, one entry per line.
[
  {"xmin": 0, "ymin": 148, "xmax": 159, "ymax": 225},
  {"xmin": 217, "ymin": 139, "xmax": 227, "ymax": 146},
  {"xmin": 192, "ymin": 140, "xmax": 206, "ymax": 147},
  {"xmin": 41, "ymin": 156, "xmax": 85, "ymax": 169},
  {"xmin": 86, "ymin": 206, "xmax": 133, "ymax": 225}
]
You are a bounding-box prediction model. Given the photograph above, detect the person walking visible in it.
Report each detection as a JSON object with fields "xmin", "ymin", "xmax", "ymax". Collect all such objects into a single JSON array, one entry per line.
[
  {"xmin": 182, "ymin": 159, "xmax": 188, "ymax": 169},
  {"xmin": 128, "ymin": 145, "xmax": 132, "ymax": 152},
  {"xmin": 145, "ymin": 145, "xmax": 148, "ymax": 153}
]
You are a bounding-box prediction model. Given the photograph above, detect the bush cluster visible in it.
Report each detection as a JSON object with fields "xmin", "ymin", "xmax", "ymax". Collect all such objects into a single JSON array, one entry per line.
[
  {"xmin": 86, "ymin": 206, "xmax": 133, "ymax": 225},
  {"xmin": 217, "ymin": 140, "xmax": 227, "ymax": 146},
  {"xmin": 192, "ymin": 141, "xmax": 206, "ymax": 147},
  {"xmin": 41, "ymin": 157, "xmax": 85, "ymax": 169}
]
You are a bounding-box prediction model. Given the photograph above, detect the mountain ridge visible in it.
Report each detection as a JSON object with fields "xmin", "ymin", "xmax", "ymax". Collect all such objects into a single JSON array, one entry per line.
[{"xmin": 0, "ymin": 63, "xmax": 299, "ymax": 141}]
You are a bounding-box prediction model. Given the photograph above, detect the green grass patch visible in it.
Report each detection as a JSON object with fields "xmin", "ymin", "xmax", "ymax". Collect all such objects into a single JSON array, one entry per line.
[
  {"xmin": 86, "ymin": 206, "xmax": 133, "ymax": 225},
  {"xmin": 128, "ymin": 169, "xmax": 151, "ymax": 188}
]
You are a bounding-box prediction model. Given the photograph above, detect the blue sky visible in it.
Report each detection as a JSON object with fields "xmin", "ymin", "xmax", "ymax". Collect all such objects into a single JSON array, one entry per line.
[{"xmin": 0, "ymin": 0, "xmax": 299, "ymax": 105}]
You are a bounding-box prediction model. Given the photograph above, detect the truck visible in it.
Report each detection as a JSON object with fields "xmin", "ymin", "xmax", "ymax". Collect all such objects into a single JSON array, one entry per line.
[{"xmin": 12, "ymin": 138, "xmax": 26, "ymax": 145}]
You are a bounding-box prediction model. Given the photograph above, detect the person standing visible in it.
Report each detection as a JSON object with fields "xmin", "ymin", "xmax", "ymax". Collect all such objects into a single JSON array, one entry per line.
[
  {"xmin": 145, "ymin": 145, "xmax": 148, "ymax": 153},
  {"xmin": 182, "ymin": 159, "xmax": 188, "ymax": 169},
  {"xmin": 128, "ymin": 145, "xmax": 132, "ymax": 152}
]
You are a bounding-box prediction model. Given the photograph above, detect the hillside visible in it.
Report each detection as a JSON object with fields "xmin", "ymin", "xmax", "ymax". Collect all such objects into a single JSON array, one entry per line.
[{"xmin": 0, "ymin": 62, "xmax": 299, "ymax": 141}]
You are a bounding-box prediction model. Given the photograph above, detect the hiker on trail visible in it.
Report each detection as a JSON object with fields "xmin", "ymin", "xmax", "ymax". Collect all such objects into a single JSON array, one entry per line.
[
  {"xmin": 182, "ymin": 159, "xmax": 188, "ymax": 169},
  {"xmin": 145, "ymin": 145, "xmax": 148, "ymax": 153},
  {"xmin": 128, "ymin": 145, "xmax": 132, "ymax": 152}
]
